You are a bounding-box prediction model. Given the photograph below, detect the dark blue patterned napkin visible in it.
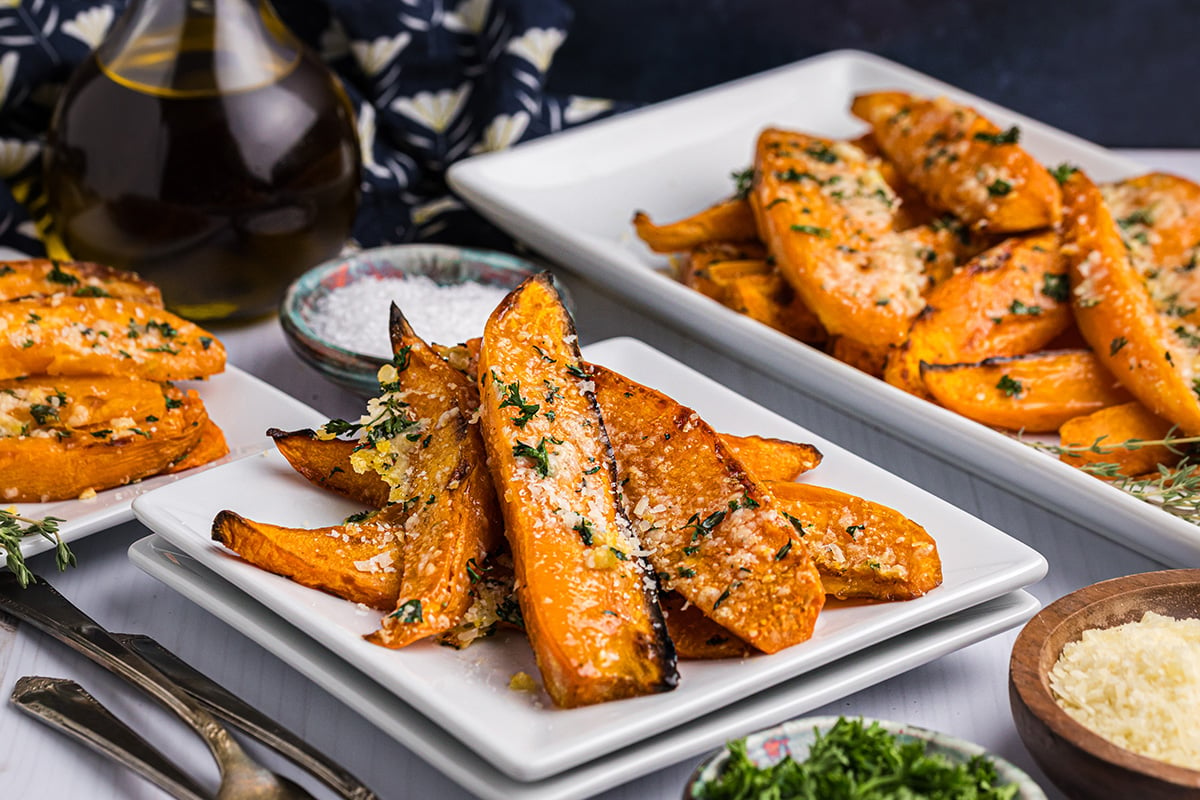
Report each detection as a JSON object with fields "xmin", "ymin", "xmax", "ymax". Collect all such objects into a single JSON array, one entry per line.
[{"xmin": 0, "ymin": 0, "xmax": 628, "ymax": 256}]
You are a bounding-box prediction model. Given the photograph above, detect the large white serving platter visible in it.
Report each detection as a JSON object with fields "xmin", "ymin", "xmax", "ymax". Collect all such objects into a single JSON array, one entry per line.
[
  {"xmin": 446, "ymin": 49, "xmax": 1200, "ymax": 567},
  {"xmin": 131, "ymin": 336, "xmax": 1046, "ymax": 781},
  {"xmin": 130, "ymin": 534, "xmax": 1040, "ymax": 800},
  {"xmin": 9, "ymin": 366, "xmax": 325, "ymax": 560}
]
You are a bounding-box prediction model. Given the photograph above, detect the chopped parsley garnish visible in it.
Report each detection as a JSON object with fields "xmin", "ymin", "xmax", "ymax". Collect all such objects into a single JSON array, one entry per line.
[
  {"xmin": 713, "ymin": 581, "xmax": 741, "ymax": 611},
  {"xmin": 512, "ymin": 436, "xmax": 559, "ymax": 477},
  {"xmin": 774, "ymin": 540, "xmax": 793, "ymax": 560},
  {"xmin": 46, "ymin": 263, "xmax": 79, "ymax": 285},
  {"xmin": 390, "ymin": 599, "xmax": 423, "ymax": 624},
  {"xmin": 678, "ymin": 567, "xmax": 696, "ymax": 578},
  {"xmin": 199, "ymin": 336, "xmax": 213, "ymax": 350},
  {"xmin": 696, "ymin": 717, "xmax": 1019, "ymax": 799},
  {"xmin": 343, "ymin": 510, "xmax": 372, "ymax": 524},
  {"xmin": 973, "ymin": 126, "xmax": 1020, "ymax": 145},
  {"xmin": 532, "ymin": 344, "xmax": 556, "ymax": 363},
  {"xmin": 805, "ymin": 142, "xmax": 839, "ymax": 163},
  {"xmin": 986, "ymin": 179, "xmax": 1012, "ymax": 197},
  {"xmin": 1049, "ymin": 163, "xmax": 1078, "ymax": 184},
  {"xmin": 573, "ymin": 517, "xmax": 595, "ymax": 546},
  {"xmin": 498, "ymin": 380, "xmax": 539, "ymax": 427},
  {"xmin": 731, "ymin": 167, "xmax": 754, "ymax": 199},
  {"xmin": 29, "ymin": 403, "xmax": 59, "ymax": 425},
  {"xmin": 784, "ymin": 512, "xmax": 808, "ymax": 536},
  {"xmin": 565, "ymin": 363, "xmax": 587, "ymax": 379},
  {"xmin": 1008, "ymin": 299, "xmax": 1041, "ymax": 316},
  {"xmin": 72, "ymin": 285, "xmax": 110, "ymax": 297},
  {"xmin": 583, "ymin": 464, "xmax": 602, "ymax": 475},
  {"xmin": 775, "ymin": 168, "xmax": 820, "ymax": 183},
  {"xmin": 608, "ymin": 547, "xmax": 627, "ymax": 561},
  {"xmin": 846, "ymin": 524, "xmax": 866, "ymax": 537},
  {"xmin": 682, "ymin": 509, "xmax": 727, "ymax": 541},
  {"xmin": 996, "ymin": 374, "xmax": 1024, "ymax": 397},
  {"xmin": 1117, "ymin": 208, "xmax": 1154, "ymax": 229},
  {"xmin": 791, "ymin": 224, "xmax": 831, "ymax": 238},
  {"xmin": 1110, "ymin": 336, "xmax": 1129, "ymax": 356},
  {"xmin": 1041, "ymin": 273, "xmax": 1069, "ymax": 302}
]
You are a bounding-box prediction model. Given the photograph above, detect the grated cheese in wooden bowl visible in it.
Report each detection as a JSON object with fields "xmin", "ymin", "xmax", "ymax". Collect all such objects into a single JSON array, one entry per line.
[{"xmin": 1049, "ymin": 611, "xmax": 1200, "ymax": 770}]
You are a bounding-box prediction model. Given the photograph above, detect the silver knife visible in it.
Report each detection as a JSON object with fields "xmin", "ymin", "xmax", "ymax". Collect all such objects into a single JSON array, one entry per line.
[
  {"xmin": 11, "ymin": 675, "xmax": 211, "ymax": 800},
  {"xmin": 113, "ymin": 632, "xmax": 378, "ymax": 800}
]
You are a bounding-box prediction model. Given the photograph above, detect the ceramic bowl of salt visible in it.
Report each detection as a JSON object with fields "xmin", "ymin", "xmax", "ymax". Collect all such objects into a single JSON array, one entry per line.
[{"xmin": 280, "ymin": 244, "xmax": 561, "ymax": 395}]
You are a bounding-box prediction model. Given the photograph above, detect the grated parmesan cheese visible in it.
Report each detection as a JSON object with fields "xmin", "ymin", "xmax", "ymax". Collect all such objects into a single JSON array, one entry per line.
[
  {"xmin": 1049, "ymin": 611, "xmax": 1200, "ymax": 769},
  {"xmin": 312, "ymin": 275, "xmax": 509, "ymax": 356}
]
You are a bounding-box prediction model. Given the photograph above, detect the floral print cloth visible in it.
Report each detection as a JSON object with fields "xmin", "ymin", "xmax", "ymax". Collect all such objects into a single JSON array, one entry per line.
[{"xmin": 0, "ymin": 0, "xmax": 626, "ymax": 256}]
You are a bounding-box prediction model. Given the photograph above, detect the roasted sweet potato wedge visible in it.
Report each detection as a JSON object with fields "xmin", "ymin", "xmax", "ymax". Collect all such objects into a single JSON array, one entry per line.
[
  {"xmin": 366, "ymin": 305, "xmax": 503, "ymax": 649},
  {"xmin": 679, "ymin": 242, "xmax": 768, "ymax": 298},
  {"xmin": 213, "ymin": 507, "xmax": 404, "ymax": 610},
  {"xmin": 0, "ymin": 385, "xmax": 208, "ymax": 501},
  {"xmin": 719, "ymin": 434, "xmax": 822, "ymax": 481},
  {"xmin": 478, "ymin": 274, "xmax": 677, "ymax": 707},
  {"xmin": 0, "ymin": 375, "xmax": 173, "ymax": 436},
  {"xmin": 722, "ymin": 272, "xmax": 828, "ymax": 345},
  {"xmin": 884, "ymin": 232, "xmax": 1069, "ymax": 397},
  {"xmin": 658, "ymin": 591, "xmax": 753, "ymax": 660},
  {"xmin": 751, "ymin": 129, "xmax": 936, "ymax": 351},
  {"xmin": 1058, "ymin": 401, "xmax": 1177, "ymax": 478},
  {"xmin": 851, "ymin": 92, "xmax": 1061, "ymax": 232},
  {"xmin": 921, "ymin": 350, "xmax": 1132, "ymax": 432},
  {"xmin": 268, "ymin": 428, "xmax": 390, "ymax": 507},
  {"xmin": 0, "ymin": 297, "xmax": 225, "ymax": 381},
  {"xmin": 1062, "ymin": 170, "xmax": 1200, "ymax": 433},
  {"xmin": 161, "ymin": 417, "xmax": 228, "ymax": 473},
  {"xmin": 591, "ymin": 364, "xmax": 825, "ymax": 654},
  {"xmin": 633, "ymin": 198, "xmax": 759, "ymax": 253},
  {"xmin": 0, "ymin": 259, "xmax": 163, "ymax": 305},
  {"xmin": 768, "ymin": 481, "xmax": 942, "ymax": 601},
  {"xmin": 1101, "ymin": 172, "xmax": 1200, "ymax": 278}
]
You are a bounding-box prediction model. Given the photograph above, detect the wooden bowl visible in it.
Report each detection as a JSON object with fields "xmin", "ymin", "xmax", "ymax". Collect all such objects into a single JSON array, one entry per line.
[{"xmin": 1010, "ymin": 569, "xmax": 1200, "ymax": 799}]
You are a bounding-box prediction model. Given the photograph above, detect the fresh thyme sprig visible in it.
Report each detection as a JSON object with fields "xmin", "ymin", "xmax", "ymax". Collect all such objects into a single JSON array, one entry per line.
[
  {"xmin": 0, "ymin": 510, "xmax": 75, "ymax": 588},
  {"xmin": 1022, "ymin": 431, "xmax": 1200, "ymax": 523}
]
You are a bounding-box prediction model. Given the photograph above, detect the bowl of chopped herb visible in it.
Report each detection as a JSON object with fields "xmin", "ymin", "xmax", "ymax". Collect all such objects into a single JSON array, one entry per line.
[
  {"xmin": 684, "ymin": 716, "xmax": 1044, "ymax": 799},
  {"xmin": 281, "ymin": 244, "xmax": 568, "ymax": 396}
]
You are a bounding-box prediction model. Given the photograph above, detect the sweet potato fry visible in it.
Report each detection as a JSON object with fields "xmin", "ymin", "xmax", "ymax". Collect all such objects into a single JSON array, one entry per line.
[
  {"xmin": 679, "ymin": 242, "xmax": 769, "ymax": 298},
  {"xmin": 366, "ymin": 305, "xmax": 503, "ymax": 649},
  {"xmin": 478, "ymin": 274, "xmax": 677, "ymax": 707},
  {"xmin": 658, "ymin": 591, "xmax": 753, "ymax": 660},
  {"xmin": 0, "ymin": 297, "xmax": 225, "ymax": 381},
  {"xmin": 1062, "ymin": 170, "xmax": 1200, "ymax": 433},
  {"xmin": 591, "ymin": 364, "xmax": 825, "ymax": 654},
  {"xmin": 884, "ymin": 232, "xmax": 1069, "ymax": 397},
  {"xmin": 768, "ymin": 481, "xmax": 942, "ymax": 601},
  {"xmin": 268, "ymin": 428, "xmax": 390, "ymax": 507},
  {"xmin": 851, "ymin": 92, "xmax": 1061, "ymax": 232},
  {"xmin": 633, "ymin": 198, "xmax": 759, "ymax": 252},
  {"xmin": 0, "ymin": 258, "xmax": 163, "ymax": 305},
  {"xmin": 1058, "ymin": 401, "xmax": 1177, "ymax": 478},
  {"xmin": 920, "ymin": 350, "xmax": 1132, "ymax": 432},
  {"xmin": 162, "ymin": 417, "xmax": 229, "ymax": 473},
  {"xmin": 719, "ymin": 434, "xmax": 822, "ymax": 481},
  {"xmin": 212, "ymin": 506, "xmax": 404, "ymax": 610},
  {"xmin": 0, "ymin": 385, "xmax": 208, "ymax": 501},
  {"xmin": 751, "ymin": 129, "xmax": 937, "ymax": 352}
]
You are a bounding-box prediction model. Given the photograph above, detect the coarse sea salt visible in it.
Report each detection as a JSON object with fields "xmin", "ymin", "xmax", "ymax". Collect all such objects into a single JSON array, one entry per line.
[{"xmin": 313, "ymin": 275, "xmax": 510, "ymax": 357}]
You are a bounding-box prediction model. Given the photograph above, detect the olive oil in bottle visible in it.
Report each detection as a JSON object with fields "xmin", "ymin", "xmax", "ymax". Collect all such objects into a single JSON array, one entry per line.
[{"xmin": 44, "ymin": 0, "xmax": 361, "ymax": 320}]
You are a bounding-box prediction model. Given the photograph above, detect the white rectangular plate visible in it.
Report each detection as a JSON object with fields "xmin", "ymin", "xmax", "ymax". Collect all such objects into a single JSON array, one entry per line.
[
  {"xmin": 131, "ymin": 336, "xmax": 1046, "ymax": 781},
  {"xmin": 446, "ymin": 49, "xmax": 1200, "ymax": 567},
  {"xmin": 9, "ymin": 366, "xmax": 326, "ymax": 559},
  {"xmin": 130, "ymin": 534, "xmax": 1039, "ymax": 800}
]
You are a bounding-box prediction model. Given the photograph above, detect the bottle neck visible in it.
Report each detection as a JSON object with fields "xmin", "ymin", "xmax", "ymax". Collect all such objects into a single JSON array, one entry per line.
[{"xmin": 97, "ymin": 0, "xmax": 301, "ymax": 97}]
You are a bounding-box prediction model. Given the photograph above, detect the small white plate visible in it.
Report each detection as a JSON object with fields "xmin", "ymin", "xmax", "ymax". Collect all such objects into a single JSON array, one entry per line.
[
  {"xmin": 129, "ymin": 534, "xmax": 1041, "ymax": 800},
  {"xmin": 8, "ymin": 366, "xmax": 326, "ymax": 559},
  {"xmin": 131, "ymin": 336, "xmax": 1046, "ymax": 781},
  {"xmin": 447, "ymin": 49, "xmax": 1200, "ymax": 567}
]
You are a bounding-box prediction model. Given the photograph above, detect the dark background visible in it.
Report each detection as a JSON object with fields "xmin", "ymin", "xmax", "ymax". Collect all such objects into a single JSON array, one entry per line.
[{"xmin": 547, "ymin": 0, "xmax": 1196, "ymax": 148}]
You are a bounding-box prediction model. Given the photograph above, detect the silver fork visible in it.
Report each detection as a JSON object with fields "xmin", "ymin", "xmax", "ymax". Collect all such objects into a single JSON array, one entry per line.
[
  {"xmin": 0, "ymin": 573, "xmax": 315, "ymax": 800},
  {"xmin": 11, "ymin": 675, "xmax": 211, "ymax": 800}
]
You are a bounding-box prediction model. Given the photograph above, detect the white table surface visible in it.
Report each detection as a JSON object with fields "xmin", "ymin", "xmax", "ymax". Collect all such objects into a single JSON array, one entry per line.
[{"xmin": 1, "ymin": 149, "xmax": 1195, "ymax": 800}]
